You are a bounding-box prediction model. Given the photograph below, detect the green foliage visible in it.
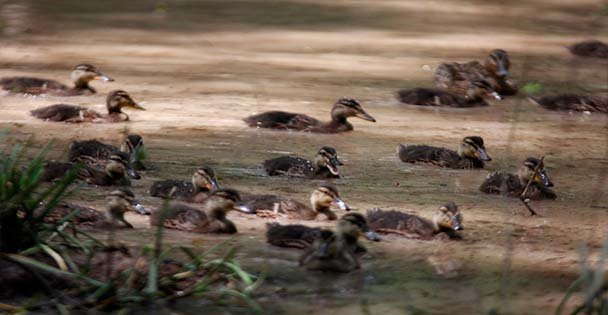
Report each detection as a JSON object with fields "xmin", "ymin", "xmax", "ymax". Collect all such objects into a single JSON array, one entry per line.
[{"xmin": 522, "ymin": 82, "xmax": 542, "ymax": 95}]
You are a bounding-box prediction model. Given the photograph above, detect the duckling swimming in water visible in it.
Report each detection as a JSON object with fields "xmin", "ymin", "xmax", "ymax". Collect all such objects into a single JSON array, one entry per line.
[
  {"xmin": 264, "ymin": 146, "xmax": 343, "ymax": 178},
  {"xmin": 149, "ymin": 166, "xmax": 218, "ymax": 203},
  {"xmin": 30, "ymin": 90, "xmax": 145, "ymax": 123},
  {"xmin": 480, "ymin": 157, "xmax": 557, "ymax": 200},
  {"xmin": 299, "ymin": 213, "xmax": 380, "ymax": 273},
  {"xmin": 396, "ymin": 80, "xmax": 501, "ymax": 107},
  {"xmin": 367, "ymin": 202, "xmax": 463, "ymax": 240},
  {"xmin": 397, "ymin": 136, "xmax": 491, "ymax": 169},
  {"xmin": 149, "ymin": 188, "xmax": 253, "ymax": 234},
  {"xmin": 529, "ymin": 94, "xmax": 608, "ymax": 113},
  {"xmin": 41, "ymin": 154, "xmax": 132, "ymax": 186},
  {"xmin": 244, "ymin": 97, "xmax": 376, "ymax": 133},
  {"xmin": 568, "ymin": 40, "xmax": 608, "ymax": 59},
  {"xmin": 243, "ymin": 183, "xmax": 350, "ymax": 220},
  {"xmin": 433, "ymin": 49, "xmax": 517, "ymax": 97},
  {"xmin": 1, "ymin": 64, "xmax": 113, "ymax": 96}
]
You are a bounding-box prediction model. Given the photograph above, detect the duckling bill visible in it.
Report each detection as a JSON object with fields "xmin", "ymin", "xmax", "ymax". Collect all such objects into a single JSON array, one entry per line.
[
  {"xmin": 480, "ymin": 157, "xmax": 557, "ymax": 200},
  {"xmin": 1, "ymin": 64, "xmax": 113, "ymax": 96},
  {"xmin": 367, "ymin": 202, "xmax": 463, "ymax": 240},
  {"xmin": 397, "ymin": 136, "xmax": 491, "ymax": 169},
  {"xmin": 30, "ymin": 90, "xmax": 145, "ymax": 123},
  {"xmin": 264, "ymin": 146, "xmax": 343, "ymax": 178},
  {"xmin": 244, "ymin": 97, "xmax": 375, "ymax": 133}
]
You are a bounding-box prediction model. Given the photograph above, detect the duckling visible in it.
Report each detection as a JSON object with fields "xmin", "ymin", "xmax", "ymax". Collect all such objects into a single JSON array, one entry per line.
[
  {"xmin": 41, "ymin": 154, "xmax": 131, "ymax": 186},
  {"xmin": 433, "ymin": 49, "xmax": 517, "ymax": 97},
  {"xmin": 68, "ymin": 134, "xmax": 147, "ymax": 177},
  {"xmin": 480, "ymin": 157, "xmax": 557, "ymax": 200},
  {"xmin": 568, "ymin": 40, "xmax": 608, "ymax": 59},
  {"xmin": 149, "ymin": 188, "xmax": 253, "ymax": 234},
  {"xmin": 265, "ymin": 223, "xmax": 333, "ymax": 249},
  {"xmin": 396, "ymin": 136, "xmax": 491, "ymax": 169},
  {"xmin": 244, "ymin": 97, "xmax": 376, "ymax": 133},
  {"xmin": 263, "ymin": 146, "xmax": 343, "ymax": 178},
  {"xmin": 0, "ymin": 64, "xmax": 113, "ymax": 96},
  {"xmin": 396, "ymin": 80, "xmax": 501, "ymax": 107},
  {"xmin": 529, "ymin": 94, "xmax": 608, "ymax": 113},
  {"xmin": 30, "ymin": 90, "xmax": 145, "ymax": 123},
  {"xmin": 243, "ymin": 183, "xmax": 350, "ymax": 220},
  {"xmin": 149, "ymin": 166, "xmax": 218, "ymax": 203},
  {"xmin": 367, "ymin": 203, "xmax": 463, "ymax": 240},
  {"xmin": 44, "ymin": 188, "xmax": 149, "ymax": 226},
  {"xmin": 299, "ymin": 213, "xmax": 380, "ymax": 273}
]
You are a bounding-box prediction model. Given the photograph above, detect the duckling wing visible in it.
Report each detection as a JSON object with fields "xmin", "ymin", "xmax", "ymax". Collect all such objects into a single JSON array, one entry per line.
[
  {"xmin": 531, "ymin": 94, "xmax": 607, "ymax": 113},
  {"xmin": 265, "ymin": 223, "xmax": 326, "ymax": 248},
  {"xmin": 68, "ymin": 140, "xmax": 119, "ymax": 161},
  {"xmin": 43, "ymin": 202, "xmax": 104, "ymax": 226},
  {"xmin": 263, "ymin": 156, "xmax": 315, "ymax": 177},
  {"xmin": 396, "ymin": 144, "xmax": 459, "ymax": 167},
  {"xmin": 40, "ymin": 161, "xmax": 78, "ymax": 182},
  {"xmin": 569, "ymin": 40, "xmax": 608, "ymax": 59},
  {"xmin": 149, "ymin": 180, "xmax": 194, "ymax": 199},
  {"xmin": 30, "ymin": 104, "xmax": 84, "ymax": 122},
  {"xmin": 479, "ymin": 172, "xmax": 521, "ymax": 195},
  {"xmin": 244, "ymin": 111, "xmax": 320, "ymax": 130},
  {"xmin": 1, "ymin": 77, "xmax": 68, "ymax": 94},
  {"xmin": 241, "ymin": 194, "xmax": 283, "ymax": 212},
  {"xmin": 367, "ymin": 209, "xmax": 435, "ymax": 239}
]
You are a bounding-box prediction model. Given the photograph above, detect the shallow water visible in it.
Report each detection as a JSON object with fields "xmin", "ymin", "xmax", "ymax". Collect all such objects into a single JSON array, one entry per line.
[{"xmin": 1, "ymin": 0, "xmax": 608, "ymax": 314}]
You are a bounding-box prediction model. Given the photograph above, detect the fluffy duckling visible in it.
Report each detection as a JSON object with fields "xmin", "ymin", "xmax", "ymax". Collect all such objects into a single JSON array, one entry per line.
[
  {"xmin": 367, "ymin": 203, "xmax": 463, "ymax": 240},
  {"xmin": 397, "ymin": 136, "xmax": 491, "ymax": 169},
  {"xmin": 149, "ymin": 188, "xmax": 253, "ymax": 234},
  {"xmin": 149, "ymin": 166, "xmax": 218, "ymax": 203},
  {"xmin": 265, "ymin": 223, "xmax": 333, "ymax": 249},
  {"xmin": 0, "ymin": 64, "xmax": 113, "ymax": 96},
  {"xmin": 529, "ymin": 94, "xmax": 608, "ymax": 113},
  {"xmin": 433, "ymin": 49, "xmax": 517, "ymax": 97},
  {"xmin": 299, "ymin": 213, "xmax": 380, "ymax": 273},
  {"xmin": 106, "ymin": 188, "xmax": 148, "ymax": 228},
  {"xmin": 30, "ymin": 90, "xmax": 145, "ymax": 123},
  {"xmin": 568, "ymin": 40, "xmax": 608, "ymax": 59},
  {"xmin": 396, "ymin": 80, "xmax": 501, "ymax": 107},
  {"xmin": 244, "ymin": 97, "xmax": 376, "ymax": 133},
  {"xmin": 41, "ymin": 154, "xmax": 131, "ymax": 186},
  {"xmin": 264, "ymin": 146, "xmax": 343, "ymax": 178},
  {"xmin": 243, "ymin": 183, "xmax": 350, "ymax": 220},
  {"xmin": 480, "ymin": 157, "xmax": 557, "ymax": 200}
]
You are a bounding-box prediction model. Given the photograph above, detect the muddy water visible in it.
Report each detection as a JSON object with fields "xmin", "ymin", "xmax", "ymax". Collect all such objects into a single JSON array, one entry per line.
[{"xmin": 1, "ymin": 0, "xmax": 608, "ymax": 314}]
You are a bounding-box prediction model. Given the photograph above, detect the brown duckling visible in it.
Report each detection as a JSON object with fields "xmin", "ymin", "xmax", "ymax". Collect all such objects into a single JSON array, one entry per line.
[
  {"xmin": 396, "ymin": 80, "xmax": 501, "ymax": 108},
  {"xmin": 150, "ymin": 188, "xmax": 253, "ymax": 234},
  {"xmin": 367, "ymin": 202, "xmax": 463, "ymax": 240},
  {"xmin": 433, "ymin": 49, "xmax": 517, "ymax": 97},
  {"xmin": 568, "ymin": 40, "xmax": 608, "ymax": 59},
  {"xmin": 263, "ymin": 146, "xmax": 343, "ymax": 178},
  {"xmin": 529, "ymin": 94, "xmax": 608, "ymax": 113},
  {"xmin": 68, "ymin": 134, "xmax": 147, "ymax": 177},
  {"xmin": 244, "ymin": 97, "xmax": 376, "ymax": 133},
  {"xmin": 243, "ymin": 183, "xmax": 350, "ymax": 220},
  {"xmin": 480, "ymin": 157, "xmax": 557, "ymax": 200},
  {"xmin": 41, "ymin": 154, "xmax": 131, "ymax": 186},
  {"xmin": 30, "ymin": 90, "xmax": 145, "ymax": 123},
  {"xmin": 397, "ymin": 136, "xmax": 491, "ymax": 169},
  {"xmin": 0, "ymin": 64, "xmax": 113, "ymax": 96},
  {"xmin": 106, "ymin": 188, "xmax": 149, "ymax": 228},
  {"xmin": 299, "ymin": 213, "xmax": 380, "ymax": 273},
  {"xmin": 265, "ymin": 223, "xmax": 333, "ymax": 249},
  {"xmin": 149, "ymin": 166, "xmax": 218, "ymax": 203}
]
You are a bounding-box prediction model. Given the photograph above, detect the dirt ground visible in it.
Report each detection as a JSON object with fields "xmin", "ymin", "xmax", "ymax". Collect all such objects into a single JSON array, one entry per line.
[{"xmin": 1, "ymin": 0, "xmax": 608, "ymax": 314}]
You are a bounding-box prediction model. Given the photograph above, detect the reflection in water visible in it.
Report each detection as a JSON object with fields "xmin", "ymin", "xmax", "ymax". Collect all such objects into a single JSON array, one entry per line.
[{"xmin": 1, "ymin": 2, "xmax": 31, "ymax": 35}]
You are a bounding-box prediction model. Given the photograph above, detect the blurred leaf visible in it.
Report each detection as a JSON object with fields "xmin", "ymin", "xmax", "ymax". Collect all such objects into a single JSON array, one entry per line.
[{"xmin": 522, "ymin": 82, "xmax": 542, "ymax": 94}]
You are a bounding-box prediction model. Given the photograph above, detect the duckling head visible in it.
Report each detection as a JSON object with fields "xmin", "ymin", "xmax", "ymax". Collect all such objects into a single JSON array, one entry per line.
[
  {"xmin": 331, "ymin": 97, "xmax": 376, "ymax": 122},
  {"xmin": 106, "ymin": 154, "xmax": 128, "ymax": 179},
  {"xmin": 337, "ymin": 212, "xmax": 380, "ymax": 242},
  {"xmin": 204, "ymin": 188, "xmax": 253, "ymax": 218},
  {"xmin": 106, "ymin": 90, "xmax": 146, "ymax": 114},
  {"xmin": 467, "ymin": 80, "xmax": 501, "ymax": 100},
  {"xmin": 70, "ymin": 64, "xmax": 114, "ymax": 88},
  {"xmin": 310, "ymin": 183, "xmax": 350, "ymax": 220},
  {"xmin": 485, "ymin": 49, "xmax": 510, "ymax": 78},
  {"xmin": 121, "ymin": 134, "xmax": 144, "ymax": 155},
  {"xmin": 456, "ymin": 136, "xmax": 491, "ymax": 162},
  {"xmin": 314, "ymin": 146, "xmax": 343, "ymax": 176},
  {"xmin": 432, "ymin": 202, "xmax": 463, "ymax": 232},
  {"xmin": 192, "ymin": 166, "xmax": 219, "ymax": 191},
  {"xmin": 518, "ymin": 157, "xmax": 554, "ymax": 187}
]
